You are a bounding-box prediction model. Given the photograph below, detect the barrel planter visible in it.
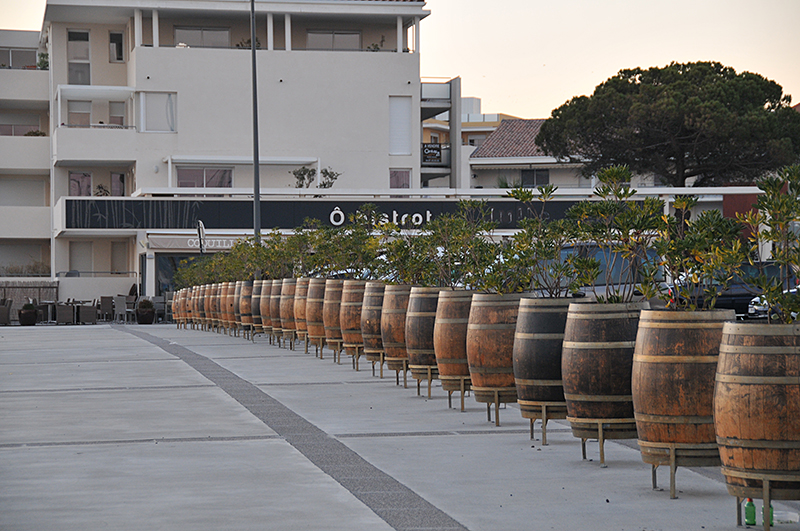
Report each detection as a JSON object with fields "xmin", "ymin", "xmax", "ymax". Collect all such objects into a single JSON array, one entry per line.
[
  {"xmin": 191, "ymin": 285, "xmax": 201, "ymax": 329},
  {"xmin": 306, "ymin": 278, "xmax": 327, "ymax": 356},
  {"xmin": 381, "ymin": 284, "xmax": 413, "ymax": 385},
  {"xmin": 406, "ymin": 287, "xmax": 444, "ymax": 397},
  {"xmin": 260, "ymin": 280, "xmax": 272, "ymax": 338},
  {"xmin": 323, "ymin": 279, "xmax": 345, "ymax": 361},
  {"xmin": 240, "ymin": 280, "xmax": 254, "ymax": 337},
  {"xmin": 204, "ymin": 284, "xmax": 213, "ymax": 330},
  {"xmin": 208, "ymin": 284, "xmax": 218, "ymax": 332},
  {"xmin": 361, "ymin": 281, "xmax": 386, "ymax": 376},
  {"xmin": 252, "ymin": 280, "xmax": 263, "ymax": 333},
  {"xmin": 172, "ymin": 289, "xmax": 182, "ymax": 328},
  {"xmin": 280, "ymin": 278, "xmax": 297, "ymax": 347},
  {"xmin": 632, "ymin": 309, "xmax": 734, "ymax": 498},
  {"xmin": 467, "ymin": 292, "xmax": 524, "ymax": 426},
  {"xmin": 562, "ymin": 301, "xmax": 648, "ymax": 467},
  {"xmin": 340, "ymin": 280, "xmax": 367, "ymax": 369},
  {"xmin": 294, "ymin": 278, "xmax": 310, "ymax": 351},
  {"xmin": 225, "ymin": 281, "xmax": 236, "ymax": 334},
  {"xmin": 233, "ymin": 281, "xmax": 243, "ymax": 335},
  {"xmin": 512, "ymin": 297, "xmax": 571, "ymax": 444},
  {"xmin": 434, "ymin": 289, "xmax": 473, "ymax": 410},
  {"xmin": 714, "ymin": 322, "xmax": 800, "ymax": 515},
  {"xmin": 186, "ymin": 286, "xmax": 195, "ymax": 328},
  {"xmin": 270, "ymin": 279, "xmax": 284, "ymax": 342},
  {"xmin": 213, "ymin": 284, "xmax": 223, "ymax": 331},
  {"xmin": 198, "ymin": 284, "xmax": 208, "ymax": 330}
]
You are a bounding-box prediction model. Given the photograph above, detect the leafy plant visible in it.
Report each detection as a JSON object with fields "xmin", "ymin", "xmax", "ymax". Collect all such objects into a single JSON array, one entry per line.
[
  {"xmin": 137, "ymin": 299, "xmax": 154, "ymax": 310},
  {"xmin": 507, "ymin": 184, "xmax": 583, "ymax": 297},
  {"xmin": 736, "ymin": 164, "xmax": 800, "ymax": 323},
  {"xmin": 566, "ymin": 165, "xmax": 663, "ymax": 303},
  {"xmin": 24, "ymin": 130, "xmax": 46, "ymax": 137},
  {"xmin": 641, "ymin": 195, "xmax": 744, "ymax": 310},
  {"xmin": 94, "ymin": 184, "xmax": 111, "ymax": 196},
  {"xmin": 235, "ymin": 37, "xmax": 261, "ymax": 49},
  {"xmin": 292, "ymin": 166, "xmax": 340, "ymax": 189},
  {"xmin": 21, "ymin": 303, "xmax": 36, "ymax": 311},
  {"xmin": 37, "ymin": 53, "xmax": 48, "ymax": 70}
]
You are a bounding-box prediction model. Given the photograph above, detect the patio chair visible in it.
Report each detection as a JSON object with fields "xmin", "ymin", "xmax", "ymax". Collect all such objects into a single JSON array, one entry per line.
[
  {"xmin": 99, "ymin": 296, "xmax": 113, "ymax": 321},
  {"xmin": 78, "ymin": 301, "xmax": 97, "ymax": 324},
  {"xmin": 0, "ymin": 299, "xmax": 12, "ymax": 325},
  {"xmin": 56, "ymin": 303, "xmax": 75, "ymax": 325},
  {"xmin": 113, "ymin": 295, "xmax": 132, "ymax": 323},
  {"xmin": 152, "ymin": 296, "xmax": 166, "ymax": 323}
]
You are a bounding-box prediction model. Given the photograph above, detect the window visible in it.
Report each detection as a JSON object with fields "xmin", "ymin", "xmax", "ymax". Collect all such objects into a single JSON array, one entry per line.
[
  {"xmin": 430, "ymin": 133, "xmax": 439, "ymax": 144},
  {"xmin": 109, "ymin": 102, "xmax": 125, "ymax": 126},
  {"xmin": 176, "ymin": 167, "xmax": 232, "ymax": 188},
  {"xmin": 521, "ymin": 169, "xmax": 550, "ymax": 188},
  {"xmin": 467, "ymin": 134, "xmax": 486, "ymax": 147},
  {"xmin": 111, "ymin": 172, "xmax": 125, "ymax": 196},
  {"xmin": 0, "ymin": 113, "xmax": 39, "ymax": 136},
  {"xmin": 67, "ymin": 101, "xmax": 91, "ymax": 127},
  {"xmin": 390, "ymin": 169, "xmax": 410, "ymax": 189},
  {"xmin": 67, "ymin": 30, "xmax": 90, "ymax": 85},
  {"xmin": 69, "ymin": 241, "xmax": 93, "ymax": 273},
  {"xmin": 174, "ymin": 27, "xmax": 230, "ymax": 48},
  {"xmin": 109, "ymin": 32, "xmax": 124, "ymax": 62},
  {"xmin": 142, "ymin": 92, "xmax": 176, "ymax": 132},
  {"xmin": 389, "ymin": 96, "xmax": 412, "ymax": 155},
  {"xmin": 306, "ymin": 31, "xmax": 361, "ymax": 50},
  {"xmin": 69, "ymin": 172, "xmax": 92, "ymax": 196},
  {"xmin": 0, "ymin": 48, "xmax": 37, "ymax": 69}
]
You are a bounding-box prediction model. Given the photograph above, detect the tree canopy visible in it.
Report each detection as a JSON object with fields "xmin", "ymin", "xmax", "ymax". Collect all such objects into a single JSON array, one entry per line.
[{"xmin": 535, "ymin": 62, "xmax": 800, "ymax": 187}]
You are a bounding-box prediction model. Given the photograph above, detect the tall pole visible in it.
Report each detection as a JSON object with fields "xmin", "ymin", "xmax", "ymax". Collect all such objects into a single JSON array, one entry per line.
[
  {"xmin": 250, "ymin": 0, "xmax": 261, "ymax": 246},
  {"xmin": 250, "ymin": 0, "xmax": 262, "ymax": 281}
]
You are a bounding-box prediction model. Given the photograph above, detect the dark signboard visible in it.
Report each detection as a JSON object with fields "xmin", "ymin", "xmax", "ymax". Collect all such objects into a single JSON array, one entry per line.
[
  {"xmin": 422, "ymin": 143, "xmax": 442, "ymax": 164},
  {"xmin": 65, "ymin": 198, "xmax": 578, "ymax": 231}
]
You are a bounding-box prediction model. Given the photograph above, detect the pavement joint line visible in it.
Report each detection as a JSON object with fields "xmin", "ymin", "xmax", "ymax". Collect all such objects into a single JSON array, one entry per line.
[
  {"xmin": 0, "ymin": 434, "xmax": 282, "ymax": 449},
  {"xmin": 0, "ymin": 384, "xmax": 217, "ymax": 394},
  {"xmin": 116, "ymin": 325, "xmax": 469, "ymax": 531}
]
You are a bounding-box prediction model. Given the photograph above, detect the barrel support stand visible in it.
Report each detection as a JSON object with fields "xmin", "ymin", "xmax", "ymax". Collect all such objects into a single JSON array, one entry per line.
[
  {"xmin": 328, "ymin": 339, "xmax": 343, "ymax": 363},
  {"xmin": 442, "ymin": 376, "xmax": 471, "ymax": 412},
  {"xmin": 569, "ymin": 417, "xmax": 637, "ymax": 468},
  {"xmin": 344, "ymin": 345, "xmax": 362, "ymax": 371},
  {"xmin": 724, "ymin": 469, "xmax": 800, "ymax": 531},
  {"xmin": 410, "ymin": 365, "xmax": 436, "ymax": 398}
]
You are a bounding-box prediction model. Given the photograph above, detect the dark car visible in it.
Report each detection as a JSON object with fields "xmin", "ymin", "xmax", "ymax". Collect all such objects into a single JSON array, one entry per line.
[{"xmin": 671, "ymin": 262, "xmax": 797, "ymax": 317}]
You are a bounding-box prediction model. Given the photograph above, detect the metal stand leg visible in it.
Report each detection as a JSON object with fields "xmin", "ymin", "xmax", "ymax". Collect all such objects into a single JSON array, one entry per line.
[
  {"xmin": 541, "ymin": 404, "xmax": 548, "ymax": 446},
  {"xmin": 736, "ymin": 497, "xmax": 742, "ymax": 528},
  {"xmin": 581, "ymin": 438, "xmax": 587, "ymax": 460},
  {"xmin": 669, "ymin": 447, "xmax": 677, "ymax": 499},
  {"xmin": 599, "ymin": 422, "xmax": 607, "ymax": 468},
  {"xmin": 764, "ymin": 479, "xmax": 772, "ymax": 531},
  {"xmin": 460, "ymin": 378, "xmax": 466, "ymax": 412}
]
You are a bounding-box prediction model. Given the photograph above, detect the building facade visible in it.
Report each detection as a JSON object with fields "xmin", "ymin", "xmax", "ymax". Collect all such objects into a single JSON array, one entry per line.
[{"xmin": 1, "ymin": 0, "xmax": 468, "ymax": 300}]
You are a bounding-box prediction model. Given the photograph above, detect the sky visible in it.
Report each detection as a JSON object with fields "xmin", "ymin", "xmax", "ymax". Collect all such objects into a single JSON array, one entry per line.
[{"xmin": 3, "ymin": 0, "xmax": 799, "ymax": 119}]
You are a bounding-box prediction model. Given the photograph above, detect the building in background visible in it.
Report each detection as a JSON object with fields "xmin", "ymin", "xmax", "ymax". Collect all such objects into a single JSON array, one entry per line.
[{"xmin": 0, "ymin": 0, "xmax": 467, "ymax": 300}]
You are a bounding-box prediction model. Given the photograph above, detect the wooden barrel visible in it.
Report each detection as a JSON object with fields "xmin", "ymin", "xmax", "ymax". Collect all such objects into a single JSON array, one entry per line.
[
  {"xmin": 466, "ymin": 292, "xmax": 524, "ymax": 405},
  {"xmin": 714, "ymin": 322, "xmax": 800, "ymax": 500},
  {"xmin": 381, "ymin": 284, "xmax": 413, "ymax": 371},
  {"xmin": 280, "ymin": 278, "xmax": 297, "ymax": 332},
  {"xmin": 306, "ymin": 278, "xmax": 327, "ymax": 345},
  {"xmin": 173, "ymin": 289, "xmax": 183, "ymax": 327},
  {"xmin": 434, "ymin": 290, "xmax": 473, "ymax": 392},
  {"xmin": 240, "ymin": 280, "xmax": 253, "ymax": 329},
  {"xmin": 198, "ymin": 284, "xmax": 208, "ymax": 328},
  {"xmin": 406, "ymin": 287, "xmax": 444, "ymax": 383},
  {"xmin": 269, "ymin": 279, "xmax": 283, "ymax": 334},
  {"xmin": 513, "ymin": 297, "xmax": 571, "ymax": 425},
  {"xmin": 215, "ymin": 284, "xmax": 225, "ymax": 329},
  {"xmin": 361, "ymin": 281, "xmax": 385, "ymax": 363},
  {"xmin": 562, "ymin": 302, "xmax": 647, "ymax": 442},
  {"xmin": 252, "ymin": 280, "xmax": 263, "ymax": 333},
  {"xmin": 341, "ymin": 280, "xmax": 367, "ymax": 349},
  {"xmin": 187, "ymin": 286, "xmax": 196, "ymax": 327},
  {"xmin": 294, "ymin": 278, "xmax": 310, "ymax": 336},
  {"xmin": 233, "ymin": 281, "xmax": 244, "ymax": 331},
  {"xmin": 633, "ymin": 309, "xmax": 734, "ymax": 473},
  {"xmin": 260, "ymin": 280, "xmax": 272, "ymax": 335},
  {"xmin": 225, "ymin": 281, "xmax": 236, "ymax": 330},
  {"xmin": 323, "ymin": 279, "xmax": 344, "ymax": 344},
  {"xmin": 206, "ymin": 284, "xmax": 215, "ymax": 329}
]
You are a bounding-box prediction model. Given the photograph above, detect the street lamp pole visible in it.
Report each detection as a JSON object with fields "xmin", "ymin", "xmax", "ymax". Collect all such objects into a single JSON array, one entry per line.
[{"xmin": 250, "ymin": 0, "xmax": 262, "ymax": 281}]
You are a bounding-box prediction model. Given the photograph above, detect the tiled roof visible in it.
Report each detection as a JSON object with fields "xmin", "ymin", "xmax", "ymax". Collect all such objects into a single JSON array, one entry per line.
[
  {"xmin": 794, "ymin": 102, "xmax": 800, "ymax": 112},
  {"xmin": 470, "ymin": 119, "xmax": 547, "ymax": 158}
]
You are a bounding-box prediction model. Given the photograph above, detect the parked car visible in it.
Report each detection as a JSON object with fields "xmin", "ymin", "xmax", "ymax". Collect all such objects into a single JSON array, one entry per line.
[
  {"xmin": 748, "ymin": 287, "xmax": 800, "ymax": 320},
  {"xmin": 670, "ymin": 262, "xmax": 797, "ymax": 318}
]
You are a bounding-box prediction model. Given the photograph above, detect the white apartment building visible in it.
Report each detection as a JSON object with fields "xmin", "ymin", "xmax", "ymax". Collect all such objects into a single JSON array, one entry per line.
[{"xmin": 0, "ymin": 0, "xmax": 464, "ymax": 301}]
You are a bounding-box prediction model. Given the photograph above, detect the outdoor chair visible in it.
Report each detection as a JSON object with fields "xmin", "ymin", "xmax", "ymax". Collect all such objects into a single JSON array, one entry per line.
[
  {"xmin": 99, "ymin": 296, "xmax": 113, "ymax": 321},
  {"xmin": 55, "ymin": 304, "xmax": 75, "ymax": 325},
  {"xmin": 113, "ymin": 295, "xmax": 132, "ymax": 322},
  {"xmin": 78, "ymin": 301, "xmax": 97, "ymax": 324},
  {"xmin": 152, "ymin": 296, "xmax": 166, "ymax": 323},
  {"xmin": 0, "ymin": 299, "xmax": 12, "ymax": 325}
]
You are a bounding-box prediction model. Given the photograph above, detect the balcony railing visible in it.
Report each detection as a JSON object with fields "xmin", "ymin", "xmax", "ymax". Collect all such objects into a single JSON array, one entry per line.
[{"xmin": 60, "ymin": 123, "xmax": 135, "ymax": 130}]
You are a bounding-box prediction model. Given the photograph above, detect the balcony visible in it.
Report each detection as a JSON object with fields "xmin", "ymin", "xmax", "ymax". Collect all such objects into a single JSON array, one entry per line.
[
  {"xmin": 0, "ymin": 206, "xmax": 50, "ymax": 238},
  {"xmin": 0, "ymin": 136, "xmax": 50, "ymax": 172},
  {"xmin": 53, "ymin": 126, "xmax": 137, "ymax": 166},
  {"xmin": 0, "ymin": 68, "xmax": 49, "ymax": 104}
]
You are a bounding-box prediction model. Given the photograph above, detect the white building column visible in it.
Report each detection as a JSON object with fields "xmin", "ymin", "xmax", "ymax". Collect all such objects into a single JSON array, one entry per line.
[
  {"xmin": 134, "ymin": 9, "xmax": 142, "ymax": 48},
  {"xmin": 267, "ymin": 13, "xmax": 274, "ymax": 51},
  {"xmin": 284, "ymin": 14, "xmax": 291, "ymax": 51},
  {"xmin": 152, "ymin": 10, "xmax": 159, "ymax": 47},
  {"xmin": 414, "ymin": 17, "xmax": 420, "ymax": 53},
  {"xmin": 396, "ymin": 16, "xmax": 402, "ymax": 53},
  {"xmin": 145, "ymin": 251, "xmax": 156, "ymax": 296}
]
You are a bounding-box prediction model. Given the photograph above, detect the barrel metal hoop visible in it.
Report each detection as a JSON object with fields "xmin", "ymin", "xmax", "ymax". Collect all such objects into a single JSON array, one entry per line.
[
  {"xmin": 634, "ymin": 413, "xmax": 714, "ymax": 424},
  {"xmin": 515, "ymin": 378, "xmax": 562, "ymax": 386},
  {"xmin": 562, "ymin": 340, "xmax": 636, "ymax": 349},
  {"xmin": 435, "ymin": 318, "xmax": 469, "ymax": 324},
  {"xmin": 515, "ymin": 332, "xmax": 564, "ymax": 340},
  {"xmin": 437, "ymin": 358, "xmax": 468, "ymax": 364},
  {"xmin": 469, "ymin": 366, "xmax": 514, "ymax": 374},
  {"xmin": 565, "ymin": 393, "xmax": 633, "ymax": 402},
  {"xmin": 719, "ymin": 344, "xmax": 797, "ymax": 354},
  {"xmin": 639, "ymin": 321, "xmax": 725, "ymax": 329},
  {"xmin": 468, "ymin": 324, "xmax": 517, "ymax": 330},
  {"xmin": 717, "ymin": 437, "xmax": 800, "ymax": 449},
  {"xmin": 567, "ymin": 313, "xmax": 640, "ymax": 320},
  {"xmin": 715, "ymin": 374, "xmax": 800, "ymax": 385},
  {"xmin": 634, "ymin": 354, "xmax": 718, "ymax": 363},
  {"xmin": 407, "ymin": 312, "xmax": 438, "ymax": 317}
]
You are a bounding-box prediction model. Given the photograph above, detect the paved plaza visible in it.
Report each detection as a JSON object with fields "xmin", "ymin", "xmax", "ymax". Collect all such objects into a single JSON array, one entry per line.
[{"xmin": 1, "ymin": 323, "xmax": 799, "ymax": 530}]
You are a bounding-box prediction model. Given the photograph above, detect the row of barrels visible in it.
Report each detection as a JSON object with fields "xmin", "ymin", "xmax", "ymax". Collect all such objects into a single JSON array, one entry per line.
[{"xmin": 172, "ymin": 281, "xmax": 799, "ymax": 513}]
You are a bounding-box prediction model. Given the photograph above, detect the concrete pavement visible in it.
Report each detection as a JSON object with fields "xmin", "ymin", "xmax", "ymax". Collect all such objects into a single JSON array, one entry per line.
[{"xmin": 1, "ymin": 323, "xmax": 798, "ymax": 531}]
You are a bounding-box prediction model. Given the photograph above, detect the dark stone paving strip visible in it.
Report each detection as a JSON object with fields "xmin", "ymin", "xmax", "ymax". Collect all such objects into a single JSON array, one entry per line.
[
  {"xmin": 119, "ymin": 326, "xmax": 469, "ymax": 531},
  {"xmin": 0, "ymin": 434, "xmax": 281, "ymax": 449}
]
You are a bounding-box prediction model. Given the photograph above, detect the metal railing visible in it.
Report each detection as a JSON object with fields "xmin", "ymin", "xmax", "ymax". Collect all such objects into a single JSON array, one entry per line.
[{"xmin": 56, "ymin": 270, "xmax": 137, "ymax": 278}]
